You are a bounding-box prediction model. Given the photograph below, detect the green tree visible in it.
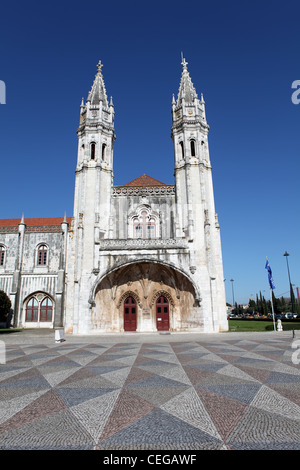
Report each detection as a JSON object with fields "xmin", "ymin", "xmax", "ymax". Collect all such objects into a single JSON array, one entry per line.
[
  {"xmin": 257, "ymin": 292, "xmax": 264, "ymax": 315},
  {"xmin": 262, "ymin": 297, "xmax": 268, "ymax": 316},
  {"xmin": 0, "ymin": 290, "xmax": 11, "ymax": 323},
  {"xmin": 290, "ymin": 284, "xmax": 296, "ymax": 313},
  {"xmin": 271, "ymin": 291, "xmax": 280, "ymax": 315},
  {"xmin": 248, "ymin": 299, "xmax": 256, "ymax": 314},
  {"xmin": 278, "ymin": 296, "xmax": 286, "ymax": 312},
  {"xmin": 256, "ymin": 294, "xmax": 259, "ymax": 313}
]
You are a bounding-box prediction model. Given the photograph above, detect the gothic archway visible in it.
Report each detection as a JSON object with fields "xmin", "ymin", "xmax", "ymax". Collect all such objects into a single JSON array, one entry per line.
[
  {"xmin": 92, "ymin": 261, "xmax": 200, "ymax": 333},
  {"xmin": 90, "ymin": 258, "xmax": 201, "ymax": 307}
]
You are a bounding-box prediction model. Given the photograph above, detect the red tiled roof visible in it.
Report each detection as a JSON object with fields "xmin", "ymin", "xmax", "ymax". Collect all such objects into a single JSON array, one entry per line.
[
  {"xmin": 0, "ymin": 217, "xmax": 71, "ymax": 227},
  {"xmin": 123, "ymin": 174, "xmax": 166, "ymax": 187}
]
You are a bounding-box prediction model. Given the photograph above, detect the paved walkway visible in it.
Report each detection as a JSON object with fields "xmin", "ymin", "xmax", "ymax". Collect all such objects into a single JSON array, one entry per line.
[{"xmin": 1, "ymin": 329, "xmax": 300, "ymax": 450}]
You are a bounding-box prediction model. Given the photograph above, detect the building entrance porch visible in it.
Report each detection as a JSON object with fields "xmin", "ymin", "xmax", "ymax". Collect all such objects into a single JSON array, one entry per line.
[{"xmin": 92, "ymin": 260, "xmax": 200, "ymax": 333}]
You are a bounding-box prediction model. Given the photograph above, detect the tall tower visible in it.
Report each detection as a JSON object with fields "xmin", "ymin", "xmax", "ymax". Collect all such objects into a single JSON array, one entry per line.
[
  {"xmin": 75, "ymin": 60, "xmax": 115, "ymax": 238},
  {"xmin": 66, "ymin": 61, "xmax": 116, "ymax": 334},
  {"xmin": 171, "ymin": 57, "xmax": 227, "ymax": 332}
]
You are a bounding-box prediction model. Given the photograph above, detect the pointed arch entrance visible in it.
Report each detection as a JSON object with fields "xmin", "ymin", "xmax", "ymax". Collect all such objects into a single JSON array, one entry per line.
[
  {"xmin": 124, "ymin": 296, "xmax": 137, "ymax": 331},
  {"xmin": 156, "ymin": 295, "xmax": 169, "ymax": 331},
  {"xmin": 92, "ymin": 260, "xmax": 201, "ymax": 333}
]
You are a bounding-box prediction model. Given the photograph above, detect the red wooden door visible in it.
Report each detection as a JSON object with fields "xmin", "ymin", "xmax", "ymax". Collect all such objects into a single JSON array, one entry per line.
[
  {"xmin": 156, "ymin": 296, "xmax": 169, "ymax": 331},
  {"xmin": 124, "ymin": 296, "xmax": 137, "ymax": 331}
]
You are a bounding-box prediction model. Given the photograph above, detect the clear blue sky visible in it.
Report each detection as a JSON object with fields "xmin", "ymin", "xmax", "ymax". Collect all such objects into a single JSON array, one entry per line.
[{"xmin": 0, "ymin": 0, "xmax": 299, "ymax": 306}]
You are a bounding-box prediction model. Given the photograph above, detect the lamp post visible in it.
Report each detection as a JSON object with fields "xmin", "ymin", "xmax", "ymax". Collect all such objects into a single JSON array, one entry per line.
[
  {"xmin": 283, "ymin": 251, "xmax": 295, "ymax": 313},
  {"xmin": 230, "ymin": 279, "xmax": 235, "ymax": 309}
]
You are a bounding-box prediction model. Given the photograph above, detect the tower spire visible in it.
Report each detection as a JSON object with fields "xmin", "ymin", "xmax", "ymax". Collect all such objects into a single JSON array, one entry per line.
[
  {"xmin": 176, "ymin": 55, "xmax": 198, "ymax": 105},
  {"xmin": 86, "ymin": 60, "xmax": 109, "ymax": 107}
]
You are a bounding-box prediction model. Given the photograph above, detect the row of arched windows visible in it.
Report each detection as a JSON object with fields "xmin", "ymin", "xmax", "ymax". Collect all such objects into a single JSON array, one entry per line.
[
  {"xmin": 179, "ymin": 139, "xmax": 196, "ymax": 159},
  {"xmin": 179, "ymin": 139, "xmax": 205, "ymax": 159},
  {"xmin": 0, "ymin": 244, "xmax": 49, "ymax": 267},
  {"xmin": 90, "ymin": 142, "xmax": 106, "ymax": 161}
]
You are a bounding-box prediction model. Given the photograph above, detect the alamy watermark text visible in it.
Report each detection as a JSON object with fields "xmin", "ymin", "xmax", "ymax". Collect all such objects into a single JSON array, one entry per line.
[
  {"xmin": 0, "ymin": 340, "xmax": 5, "ymax": 364},
  {"xmin": 0, "ymin": 80, "xmax": 6, "ymax": 104},
  {"xmin": 291, "ymin": 80, "xmax": 300, "ymax": 104}
]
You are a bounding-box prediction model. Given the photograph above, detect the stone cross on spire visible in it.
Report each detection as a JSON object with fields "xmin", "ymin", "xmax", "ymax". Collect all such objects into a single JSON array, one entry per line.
[
  {"xmin": 97, "ymin": 60, "xmax": 103, "ymax": 73},
  {"xmin": 181, "ymin": 53, "xmax": 188, "ymax": 70}
]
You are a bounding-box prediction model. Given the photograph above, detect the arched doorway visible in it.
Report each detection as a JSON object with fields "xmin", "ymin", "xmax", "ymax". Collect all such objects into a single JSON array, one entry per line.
[
  {"xmin": 156, "ymin": 296, "xmax": 169, "ymax": 331},
  {"xmin": 124, "ymin": 296, "xmax": 137, "ymax": 331}
]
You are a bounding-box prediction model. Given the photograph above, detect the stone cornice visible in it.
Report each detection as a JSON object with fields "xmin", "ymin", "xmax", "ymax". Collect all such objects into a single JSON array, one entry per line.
[
  {"xmin": 171, "ymin": 119, "xmax": 209, "ymax": 132},
  {"xmin": 77, "ymin": 122, "xmax": 115, "ymax": 135},
  {"xmin": 174, "ymin": 161, "xmax": 212, "ymax": 171}
]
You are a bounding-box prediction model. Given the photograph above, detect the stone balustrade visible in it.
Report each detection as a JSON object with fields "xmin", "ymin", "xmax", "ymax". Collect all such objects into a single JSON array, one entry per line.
[{"xmin": 98, "ymin": 237, "xmax": 188, "ymax": 251}]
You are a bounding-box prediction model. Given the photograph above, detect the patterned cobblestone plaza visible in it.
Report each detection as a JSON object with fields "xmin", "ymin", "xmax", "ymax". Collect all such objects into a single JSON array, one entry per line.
[{"xmin": 1, "ymin": 329, "xmax": 300, "ymax": 451}]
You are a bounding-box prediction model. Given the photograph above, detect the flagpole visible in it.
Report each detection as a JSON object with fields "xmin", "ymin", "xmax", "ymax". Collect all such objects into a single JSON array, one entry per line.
[
  {"xmin": 269, "ymin": 287, "xmax": 276, "ymax": 332},
  {"xmin": 266, "ymin": 257, "xmax": 276, "ymax": 332}
]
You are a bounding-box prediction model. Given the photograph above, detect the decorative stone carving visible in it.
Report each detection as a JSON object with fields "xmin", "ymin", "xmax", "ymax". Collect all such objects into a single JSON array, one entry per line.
[
  {"xmin": 116, "ymin": 290, "xmax": 142, "ymax": 308},
  {"xmin": 112, "ymin": 185, "xmax": 175, "ymax": 197},
  {"xmin": 150, "ymin": 289, "xmax": 175, "ymax": 307},
  {"xmin": 98, "ymin": 238, "xmax": 188, "ymax": 250}
]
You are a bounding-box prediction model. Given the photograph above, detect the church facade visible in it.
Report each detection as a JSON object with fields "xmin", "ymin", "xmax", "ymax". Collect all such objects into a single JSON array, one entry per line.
[{"xmin": 0, "ymin": 58, "xmax": 228, "ymax": 334}]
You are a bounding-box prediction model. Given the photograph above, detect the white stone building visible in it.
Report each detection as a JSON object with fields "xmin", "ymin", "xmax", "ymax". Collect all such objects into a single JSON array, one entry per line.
[
  {"xmin": 0, "ymin": 216, "xmax": 69, "ymax": 329},
  {"xmin": 0, "ymin": 58, "xmax": 228, "ymax": 334}
]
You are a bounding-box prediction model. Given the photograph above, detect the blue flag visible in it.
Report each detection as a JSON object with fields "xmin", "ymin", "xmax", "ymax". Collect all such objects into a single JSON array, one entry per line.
[{"xmin": 265, "ymin": 259, "xmax": 275, "ymax": 290}]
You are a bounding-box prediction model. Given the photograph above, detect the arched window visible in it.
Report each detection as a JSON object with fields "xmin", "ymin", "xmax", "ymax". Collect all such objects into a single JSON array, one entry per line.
[
  {"xmin": 0, "ymin": 245, "xmax": 5, "ymax": 266},
  {"xmin": 25, "ymin": 295, "xmax": 53, "ymax": 323},
  {"xmin": 37, "ymin": 245, "xmax": 48, "ymax": 266},
  {"xmin": 90, "ymin": 142, "xmax": 96, "ymax": 160},
  {"xmin": 26, "ymin": 297, "xmax": 39, "ymax": 322},
  {"xmin": 133, "ymin": 218, "xmax": 142, "ymax": 238},
  {"xmin": 147, "ymin": 218, "xmax": 156, "ymax": 239},
  {"xmin": 133, "ymin": 210, "xmax": 156, "ymax": 239},
  {"xmin": 40, "ymin": 297, "xmax": 53, "ymax": 322},
  {"xmin": 190, "ymin": 139, "xmax": 196, "ymax": 157},
  {"xmin": 102, "ymin": 143, "xmax": 106, "ymax": 161},
  {"xmin": 180, "ymin": 141, "xmax": 184, "ymax": 159}
]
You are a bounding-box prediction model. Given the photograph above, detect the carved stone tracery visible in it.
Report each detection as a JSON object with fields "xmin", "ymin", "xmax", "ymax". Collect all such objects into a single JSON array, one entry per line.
[
  {"xmin": 117, "ymin": 290, "xmax": 141, "ymax": 308},
  {"xmin": 150, "ymin": 289, "xmax": 175, "ymax": 307}
]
